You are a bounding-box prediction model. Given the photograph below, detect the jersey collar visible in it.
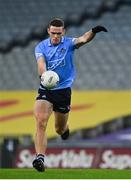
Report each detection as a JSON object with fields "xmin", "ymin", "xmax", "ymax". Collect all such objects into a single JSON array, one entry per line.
[{"xmin": 48, "ymin": 37, "xmax": 64, "ymax": 46}]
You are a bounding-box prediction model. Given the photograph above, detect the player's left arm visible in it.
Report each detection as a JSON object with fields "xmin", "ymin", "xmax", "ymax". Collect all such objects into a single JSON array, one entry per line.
[{"xmin": 75, "ymin": 25, "xmax": 108, "ymax": 48}]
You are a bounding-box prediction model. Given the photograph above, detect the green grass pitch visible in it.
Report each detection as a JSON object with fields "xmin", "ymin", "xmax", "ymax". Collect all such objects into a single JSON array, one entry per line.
[{"xmin": 0, "ymin": 169, "xmax": 131, "ymax": 179}]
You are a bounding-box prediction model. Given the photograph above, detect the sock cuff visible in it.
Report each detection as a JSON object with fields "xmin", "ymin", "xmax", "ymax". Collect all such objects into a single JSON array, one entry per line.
[
  {"xmin": 37, "ymin": 154, "xmax": 45, "ymax": 158},
  {"xmin": 36, "ymin": 154, "xmax": 45, "ymax": 163},
  {"xmin": 37, "ymin": 153, "xmax": 45, "ymax": 157}
]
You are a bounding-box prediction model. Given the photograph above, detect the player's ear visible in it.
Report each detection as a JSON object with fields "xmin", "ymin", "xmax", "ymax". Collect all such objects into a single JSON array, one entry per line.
[
  {"xmin": 47, "ymin": 28, "xmax": 50, "ymax": 35},
  {"xmin": 62, "ymin": 28, "xmax": 65, "ymax": 35}
]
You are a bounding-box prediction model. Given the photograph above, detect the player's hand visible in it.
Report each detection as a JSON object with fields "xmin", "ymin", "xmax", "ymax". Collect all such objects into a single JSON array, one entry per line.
[
  {"xmin": 92, "ymin": 26, "xmax": 108, "ymax": 33},
  {"xmin": 40, "ymin": 76, "xmax": 45, "ymax": 87},
  {"xmin": 40, "ymin": 76, "xmax": 47, "ymax": 89}
]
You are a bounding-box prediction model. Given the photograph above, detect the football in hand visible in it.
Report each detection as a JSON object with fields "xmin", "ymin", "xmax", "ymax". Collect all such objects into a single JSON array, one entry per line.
[{"xmin": 41, "ymin": 70, "xmax": 59, "ymax": 89}]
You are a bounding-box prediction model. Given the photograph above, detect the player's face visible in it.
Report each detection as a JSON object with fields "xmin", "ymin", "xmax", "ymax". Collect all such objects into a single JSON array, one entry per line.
[{"xmin": 48, "ymin": 26, "xmax": 65, "ymax": 45}]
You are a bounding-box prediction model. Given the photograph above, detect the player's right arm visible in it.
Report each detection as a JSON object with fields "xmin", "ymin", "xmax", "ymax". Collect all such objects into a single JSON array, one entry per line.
[
  {"xmin": 37, "ymin": 57, "xmax": 46, "ymax": 77},
  {"xmin": 35, "ymin": 43, "xmax": 47, "ymax": 77}
]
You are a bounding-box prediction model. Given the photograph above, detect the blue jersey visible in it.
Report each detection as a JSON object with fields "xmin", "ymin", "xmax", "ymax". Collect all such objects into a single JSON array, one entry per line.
[{"xmin": 35, "ymin": 36, "xmax": 77, "ymax": 90}]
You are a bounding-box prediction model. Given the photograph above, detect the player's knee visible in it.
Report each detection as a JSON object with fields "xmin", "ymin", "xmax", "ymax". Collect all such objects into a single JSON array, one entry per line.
[
  {"xmin": 35, "ymin": 113, "xmax": 49, "ymax": 130},
  {"xmin": 37, "ymin": 120, "xmax": 47, "ymax": 130},
  {"xmin": 35, "ymin": 112, "xmax": 48, "ymax": 121}
]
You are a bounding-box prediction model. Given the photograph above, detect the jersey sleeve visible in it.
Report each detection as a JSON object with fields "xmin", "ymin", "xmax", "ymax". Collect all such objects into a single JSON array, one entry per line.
[
  {"xmin": 35, "ymin": 44, "xmax": 45, "ymax": 61},
  {"xmin": 69, "ymin": 37, "xmax": 77, "ymax": 50}
]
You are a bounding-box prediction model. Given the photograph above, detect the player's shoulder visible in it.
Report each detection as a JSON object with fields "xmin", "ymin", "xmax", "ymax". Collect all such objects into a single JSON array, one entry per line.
[
  {"xmin": 64, "ymin": 36, "xmax": 76, "ymax": 44},
  {"xmin": 64, "ymin": 36, "xmax": 75, "ymax": 41}
]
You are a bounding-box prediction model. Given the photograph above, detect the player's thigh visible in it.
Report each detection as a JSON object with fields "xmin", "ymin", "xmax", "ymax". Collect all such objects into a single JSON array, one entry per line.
[
  {"xmin": 34, "ymin": 100, "xmax": 53, "ymax": 122},
  {"xmin": 54, "ymin": 111, "xmax": 69, "ymax": 129}
]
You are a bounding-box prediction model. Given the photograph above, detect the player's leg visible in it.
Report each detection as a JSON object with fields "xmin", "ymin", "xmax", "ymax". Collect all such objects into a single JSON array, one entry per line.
[
  {"xmin": 34, "ymin": 100, "xmax": 52, "ymax": 154},
  {"xmin": 53, "ymin": 88, "xmax": 71, "ymax": 140},
  {"xmin": 33, "ymin": 99, "xmax": 52, "ymax": 171},
  {"xmin": 54, "ymin": 112, "xmax": 70, "ymax": 140}
]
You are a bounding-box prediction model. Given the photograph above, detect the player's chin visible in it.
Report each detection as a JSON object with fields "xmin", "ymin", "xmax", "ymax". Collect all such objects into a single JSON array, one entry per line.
[{"xmin": 52, "ymin": 39, "xmax": 60, "ymax": 45}]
